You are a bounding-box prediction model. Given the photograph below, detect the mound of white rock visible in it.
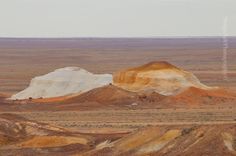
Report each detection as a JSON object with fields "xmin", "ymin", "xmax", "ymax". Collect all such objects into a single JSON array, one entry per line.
[{"xmin": 11, "ymin": 67, "xmax": 112, "ymax": 100}]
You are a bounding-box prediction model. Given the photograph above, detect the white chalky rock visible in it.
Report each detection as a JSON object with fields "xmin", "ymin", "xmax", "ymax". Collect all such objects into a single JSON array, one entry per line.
[{"xmin": 11, "ymin": 67, "xmax": 112, "ymax": 99}]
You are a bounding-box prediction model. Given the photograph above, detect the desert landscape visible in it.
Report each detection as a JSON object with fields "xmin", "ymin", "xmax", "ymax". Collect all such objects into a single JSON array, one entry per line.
[{"xmin": 0, "ymin": 38, "xmax": 236, "ymax": 156}]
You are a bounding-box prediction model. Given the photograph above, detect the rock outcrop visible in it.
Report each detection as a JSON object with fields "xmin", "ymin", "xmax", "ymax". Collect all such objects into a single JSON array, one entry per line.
[
  {"xmin": 88, "ymin": 124, "xmax": 236, "ymax": 156},
  {"xmin": 11, "ymin": 67, "xmax": 112, "ymax": 99},
  {"xmin": 113, "ymin": 61, "xmax": 211, "ymax": 95}
]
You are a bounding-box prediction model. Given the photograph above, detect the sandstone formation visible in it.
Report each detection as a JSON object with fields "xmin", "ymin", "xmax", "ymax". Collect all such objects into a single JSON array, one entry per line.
[
  {"xmin": 113, "ymin": 61, "xmax": 211, "ymax": 95},
  {"xmin": 11, "ymin": 67, "xmax": 112, "ymax": 100}
]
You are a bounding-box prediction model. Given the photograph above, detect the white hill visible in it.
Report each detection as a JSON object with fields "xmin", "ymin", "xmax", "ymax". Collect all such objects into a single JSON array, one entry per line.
[{"xmin": 11, "ymin": 67, "xmax": 112, "ymax": 100}]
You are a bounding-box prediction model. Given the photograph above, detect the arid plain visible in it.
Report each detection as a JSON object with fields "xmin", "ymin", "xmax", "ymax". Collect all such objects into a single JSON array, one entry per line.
[{"xmin": 0, "ymin": 38, "xmax": 236, "ymax": 155}]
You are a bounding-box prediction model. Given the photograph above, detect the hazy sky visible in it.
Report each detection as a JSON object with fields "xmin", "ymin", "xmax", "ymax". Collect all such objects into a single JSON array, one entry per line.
[{"xmin": 0, "ymin": 0, "xmax": 235, "ymax": 37}]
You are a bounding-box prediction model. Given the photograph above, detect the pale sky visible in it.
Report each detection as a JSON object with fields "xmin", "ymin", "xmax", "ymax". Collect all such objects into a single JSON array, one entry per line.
[{"xmin": 0, "ymin": 0, "xmax": 235, "ymax": 37}]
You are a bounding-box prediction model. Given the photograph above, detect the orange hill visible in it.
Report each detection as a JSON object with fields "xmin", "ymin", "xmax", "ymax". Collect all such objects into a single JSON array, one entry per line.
[{"xmin": 113, "ymin": 61, "xmax": 210, "ymax": 96}]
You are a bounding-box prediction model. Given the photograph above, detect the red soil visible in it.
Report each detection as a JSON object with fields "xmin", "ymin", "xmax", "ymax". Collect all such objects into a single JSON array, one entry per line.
[{"xmin": 170, "ymin": 87, "xmax": 236, "ymax": 106}]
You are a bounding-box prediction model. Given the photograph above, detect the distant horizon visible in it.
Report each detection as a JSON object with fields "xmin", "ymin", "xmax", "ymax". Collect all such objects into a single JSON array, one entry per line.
[{"xmin": 0, "ymin": 36, "xmax": 236, "ymax": 39}]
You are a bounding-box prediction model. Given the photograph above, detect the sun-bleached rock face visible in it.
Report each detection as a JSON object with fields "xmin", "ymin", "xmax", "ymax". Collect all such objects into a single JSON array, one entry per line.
[
  {"xmin": 113, "ymin": 61, "xmax": 211, "ymax": 95},
  {"xmin": 11, "ymin": 67, "xmax": 112, "ymax": 100}
]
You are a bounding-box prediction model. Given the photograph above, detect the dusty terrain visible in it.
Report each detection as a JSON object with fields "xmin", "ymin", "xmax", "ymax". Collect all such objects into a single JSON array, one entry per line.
[{"xmin": 0, "ymin": 38, "xmax": 236, "ymax": 155}]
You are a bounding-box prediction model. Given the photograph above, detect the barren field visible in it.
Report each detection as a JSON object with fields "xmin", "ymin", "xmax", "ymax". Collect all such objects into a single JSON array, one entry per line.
[
  {"xmin": 3, "ymin": 108, "xmax": 236, "ymax": 133},
  {"xmin": 0, "ymin": 38, "xmax": 236, "ymax": 155}
]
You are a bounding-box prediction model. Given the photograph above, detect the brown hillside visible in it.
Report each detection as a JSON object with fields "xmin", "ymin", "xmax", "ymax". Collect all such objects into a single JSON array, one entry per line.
[
  {"xmin": 170, "ymin": 87, "xmax": 236, "ymax": 106},
  {"xmin": 63, "ymin": 85, "xmax": 166, "ymax": 107}
]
